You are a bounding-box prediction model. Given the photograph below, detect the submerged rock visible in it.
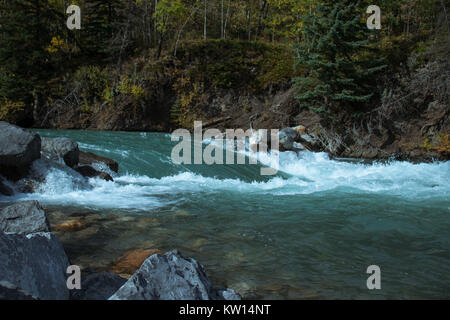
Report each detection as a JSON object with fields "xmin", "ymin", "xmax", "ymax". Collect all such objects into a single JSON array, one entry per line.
[
  {"xmin": 0, "ymin": 232, "xmax": 70, "ymax": 300},
  {"xmin": 41, "ymin": 137, "xmax": 79, "ymax": 168},
  {"xmin": 0, "ymin": 200, "xmax": 50, "ymax": 234},
  {"xmin": 79, "ymin": 151, "xmax": 118, "ymax": 173},
  {"xmin": 109, "ymin": 249, "xmax": 240, "ymax": 300},
  {"xmin": 70, "ymin": 273, "xmax": 127, "ymax": 300},
  {"xmin": 111, "ymin": 249, "xmax": 162, "ymax": 276},
  {"xmin": 215, "ymin": 288, "xmax": 242, "ymax": 300},
  {"xmin": 0, "ymin": 121, "xmax": 41, "ymax": 180},
  {"xmin": 53, "ymin": 218, "xmax": 87, "ymax": 232}
]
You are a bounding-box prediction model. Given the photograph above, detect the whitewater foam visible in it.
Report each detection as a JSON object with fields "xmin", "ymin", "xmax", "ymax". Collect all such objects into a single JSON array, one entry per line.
[{"xmin": 2, "ymin": 143, "xmax": 448, "ymax": 210}]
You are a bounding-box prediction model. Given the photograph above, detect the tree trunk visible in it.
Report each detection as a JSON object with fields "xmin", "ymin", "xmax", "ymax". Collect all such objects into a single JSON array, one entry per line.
[
  {"xmin": 221, "ymin": 0, "xmax": 224, "ymax": 38},
  {"xmin": 224, "ymin": 0, "xmax": 231, "ymax": 39},
  {"xmin": 256, "ymin": 0, "xmax": 267, "ymax": 39},
  {"xmin": 204, "ymin": 0, "xmax": 207, "ymax": 40}
]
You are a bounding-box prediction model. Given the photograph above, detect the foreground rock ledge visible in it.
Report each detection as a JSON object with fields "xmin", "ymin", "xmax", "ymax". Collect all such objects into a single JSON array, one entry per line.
[
  {"xmin": 109, "ymin": 250, "xmax": 241, "ymax": 300},
  {"xmin": 0, "ymin": 232, "xmax": 70, "ymax": 300}
]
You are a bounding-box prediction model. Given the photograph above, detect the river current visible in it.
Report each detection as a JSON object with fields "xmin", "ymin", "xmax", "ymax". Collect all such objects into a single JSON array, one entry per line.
[{"xmin": 1, "ymin": 129, "xmax": 449, "ymax": 299}]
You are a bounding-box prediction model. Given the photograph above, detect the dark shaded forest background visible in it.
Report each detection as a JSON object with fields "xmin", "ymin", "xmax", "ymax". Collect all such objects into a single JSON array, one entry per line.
[{"xmin": 0, "ymin": 0, "xmax": 448, "ymax": 159}]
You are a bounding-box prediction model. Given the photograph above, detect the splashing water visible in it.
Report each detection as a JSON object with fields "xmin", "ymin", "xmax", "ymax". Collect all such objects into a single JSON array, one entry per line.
[{"xmin": 1, "ymin": 129, "xmax": 449, "ymax": 299}]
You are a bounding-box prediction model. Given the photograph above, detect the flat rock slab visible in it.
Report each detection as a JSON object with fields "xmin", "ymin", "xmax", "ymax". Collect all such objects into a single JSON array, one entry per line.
[
  {"xmin": 0, "ymin": 232, "xmax": 70, "ymax": 300},
  {"xmin": 0, "ymin": 200, "xmax": 50, "ymax": 234}
]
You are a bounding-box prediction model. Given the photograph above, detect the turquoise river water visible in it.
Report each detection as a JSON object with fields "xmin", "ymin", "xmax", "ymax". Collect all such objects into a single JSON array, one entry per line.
[{"xmin": 1, "ymin": 129, "xmax": 449, "ymax": 299}]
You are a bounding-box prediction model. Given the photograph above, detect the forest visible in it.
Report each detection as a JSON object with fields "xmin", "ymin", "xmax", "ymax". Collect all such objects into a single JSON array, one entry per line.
[{"xmin": 0, "ymin": 0, "xmax": 449, "ymax": 159}]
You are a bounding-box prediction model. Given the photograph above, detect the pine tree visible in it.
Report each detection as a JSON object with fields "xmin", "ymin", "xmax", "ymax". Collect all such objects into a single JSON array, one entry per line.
[
  {"xmin": 294, "ymin": 1, "xmax": 387, "ymax": 116},
  {"xmin": 82, "ymin": 0, "xmax": 125, "ymax": 55},
  {"xmin": 0, "ymin": 0, "xmax": 57, "ymax": 105}
]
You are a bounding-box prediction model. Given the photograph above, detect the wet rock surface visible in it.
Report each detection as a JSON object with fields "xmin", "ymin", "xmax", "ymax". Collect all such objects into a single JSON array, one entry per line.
[
  {"xmin": 79, "ymin": 151, "xmax": 119, "ymax": 173},
  {"xmin": 75, "ymin": 165, "xmax": 114, "ymax": 182},
  {"xmin": 41, "ymin": 137, "xmax": 79, "ymax": 168}
]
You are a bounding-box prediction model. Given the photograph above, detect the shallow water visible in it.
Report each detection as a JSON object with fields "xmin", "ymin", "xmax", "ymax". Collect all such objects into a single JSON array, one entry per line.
[{"xmin": 1, "ymin": 129, "xmax": 449, "ymax": 299}]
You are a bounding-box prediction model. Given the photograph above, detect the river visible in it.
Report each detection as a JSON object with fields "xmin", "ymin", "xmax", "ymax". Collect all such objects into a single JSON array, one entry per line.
[{"xmin": 1, "ymin": 129, "xmax": 449, "ymax": 299}]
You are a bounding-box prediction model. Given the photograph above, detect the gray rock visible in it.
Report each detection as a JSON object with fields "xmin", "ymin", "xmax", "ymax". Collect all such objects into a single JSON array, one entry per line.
[
  {"xmin": 75, "ymin": 165, "xmax": 114, "ymax": 182},
  {"xmin": 0, "ymin": 281, "xmax": 38, "ymax": 300},
  {"xmin": 109, "ymin": 250, "xmax": 240, "ymax": 300},
  {"xmin": 216, "ymin": 288, "xmax": 242, "ymax": 300},
  {"xmin": 70, "ymin": 273, "xmax": 127, "ymax": 300},
  {"xmin": 16, "ymin": 158, "xmax": 92, "ymax": 194},
  {"xmin": 41, "ymin": 137, "xmax": 79, "ymax": 168},
  {"xmin": 79, "ymin": 151, "xmax": 118, "ymax": 173},
  {"xmin": 298, "ymin": 133, "xmax": 322, "ymax": 152},
  {"xmin": 0, "ymin": 200, "xmax": 50, "ymax": 234},
  {"xmin": 0, "ymin": 121, "xmax": 41, "ymax": 180},
  {"xmin": 0, "ymin": 232, "xmax": 70, "ymax": 300},
  {"xmin": 279, "ymin": 127, "xmax": 299, "ymax": 151}
]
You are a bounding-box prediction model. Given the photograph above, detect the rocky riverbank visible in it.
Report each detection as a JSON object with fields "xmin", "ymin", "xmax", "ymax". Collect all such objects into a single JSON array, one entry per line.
[
  {"xmin": 0, "ymin": 121, "xmax": 241, "ymax": 300},
  {"xmin": 33, "ymin": 85, "xmax": 449, "ymax": 163}
]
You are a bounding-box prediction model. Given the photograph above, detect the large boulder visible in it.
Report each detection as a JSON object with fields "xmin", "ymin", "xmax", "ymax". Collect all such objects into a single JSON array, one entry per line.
[
  {"xmin": 0, "ymin": 200, "xmax": 50, "ymax": 234},
  {"xmin": 79, "ymin": 151, "xmax": 118, "ymax": 173},
  {"xmin": 70, "ymin": 273, "xmax": 127, "ymax": 300},
  {"xmin": 109, "ymin": 250, "xmax": 241, "ymax": 300},
  {"xmin": 0, "ymin": 121, "xmax": 41, "ymax": 180},
  {"xmin": 0, "ymin": 232, "xmax": 70, "ymax": 300},
  {"xmin": 41, "ymin": 137, "xmax": 79, "ymax": 168},
  {"xmin": 279, "ymin": 127, "xmax": 299, "ymax": 151}
]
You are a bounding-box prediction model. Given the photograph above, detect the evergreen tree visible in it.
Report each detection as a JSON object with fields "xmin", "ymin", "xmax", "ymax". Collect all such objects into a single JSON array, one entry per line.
[
  {"xmin": 0, "ymin": 0, "xmax": 57, "ymax": 105},
  {"xmin": 294, "ymin": 1, "xmax": 387, "ymax": 116},
  {"xmin": 82, "ymin": 0, "xmax": 125, "ymax": 55}
]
